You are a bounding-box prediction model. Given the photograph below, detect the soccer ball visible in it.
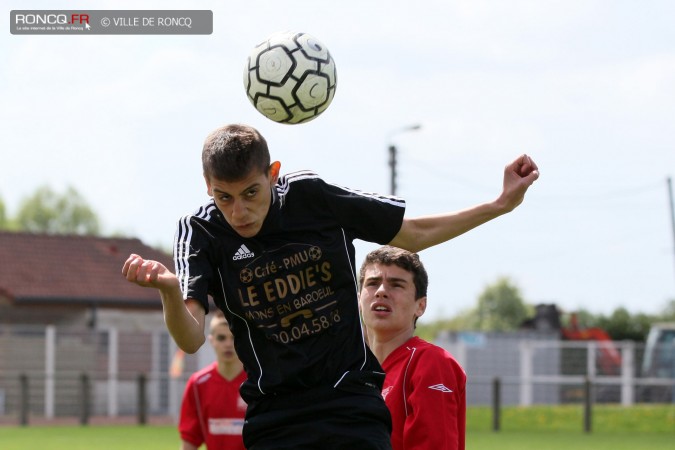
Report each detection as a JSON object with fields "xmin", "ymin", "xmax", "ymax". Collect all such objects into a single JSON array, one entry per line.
[{"xmin": 243, "ymin": 31, "xmax": 337, "ymax": 124}]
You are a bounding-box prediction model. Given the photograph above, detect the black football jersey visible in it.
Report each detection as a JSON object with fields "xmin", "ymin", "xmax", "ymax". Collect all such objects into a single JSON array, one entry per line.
[{"xmin": 174, "ymin": 171, "xmax": 405, "ymax": 402}]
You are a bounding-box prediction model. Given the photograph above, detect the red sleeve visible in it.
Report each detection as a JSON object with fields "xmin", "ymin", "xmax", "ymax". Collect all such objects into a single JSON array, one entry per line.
[
  {"xmin": 178, "ymin": 375, "xmax": 204, "ymax": 447},
  {"xmin": 403, "ymin": 349, "xmax": 466, "ymax": 450}
]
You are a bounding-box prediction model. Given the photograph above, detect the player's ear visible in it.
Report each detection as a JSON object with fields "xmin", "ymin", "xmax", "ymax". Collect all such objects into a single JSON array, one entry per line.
[
  {"xmin": 415, "ymin": 296, "xmax": 427, "ymax": 318},
  {"xmin": 269, "ymin": 161, "xmax": 281, "ymax": 183}
]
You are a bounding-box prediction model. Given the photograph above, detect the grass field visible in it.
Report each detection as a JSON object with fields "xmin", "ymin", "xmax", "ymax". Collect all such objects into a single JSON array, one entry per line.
[
  {"xmin": 467, "ymin": 404, "xmax": 674, "ymax": 450},
  {"xmin": 0, "ymin": 405, "xmax": 672, "ymax": 449}
]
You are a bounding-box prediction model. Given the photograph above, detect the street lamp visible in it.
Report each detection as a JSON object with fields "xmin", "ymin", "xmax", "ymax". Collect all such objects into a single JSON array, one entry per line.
[{"xmin": 387, "ymin": 124, "xmax": 422, "ymax": 196}]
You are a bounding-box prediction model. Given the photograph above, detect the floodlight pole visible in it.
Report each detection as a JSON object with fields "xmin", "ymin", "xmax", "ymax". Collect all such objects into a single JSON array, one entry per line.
[{"xmin": 387, "ymin": 124, "xmax": 422, "ymax": 196}]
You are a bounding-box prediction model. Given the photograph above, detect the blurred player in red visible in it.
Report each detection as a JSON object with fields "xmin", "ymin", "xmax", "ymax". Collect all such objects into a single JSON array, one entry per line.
[
  {"xmin": 179, "ymin": 311, "xmax": 247, "ymax": 450},
  {"xmin": 359, "ymin": 246, "xmax": 466, "ymax": 450}
]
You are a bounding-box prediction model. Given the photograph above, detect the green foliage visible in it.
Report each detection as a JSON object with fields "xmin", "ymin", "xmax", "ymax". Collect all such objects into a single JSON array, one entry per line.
[
  {"xmin": 416, "ymin": 277, "xmax": 532, "ymax": 339},
  {"xmin": 563, "ymin": 307, "xmax": 656, "ymax": 342},
  {"xmin": 660, "ymin": 299, "xmax": 675, "ymax": 321},
  {"xmin": 419, "ymin": 279, "xmax": 674, "ymax": 342},
  {"xmin": 416, "ymin": 318, "xmax": 456, "ymax": 341},
  {"xmin": 474, "ymin": 277, "xmax": 532, "ymax": 332},
  {"xmin": 14, "ymin": 185, "xmax": 100, "ymax": 235},
  {"xmin": 596, "ymin": 308, "xmax": 654, "ymax": 341}
]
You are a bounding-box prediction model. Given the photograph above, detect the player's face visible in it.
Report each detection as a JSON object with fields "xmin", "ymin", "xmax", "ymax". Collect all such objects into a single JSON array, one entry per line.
[
  {"xmin": 206, "ymin": 163, "xmax": 280, "ymax": 238},
  {"xmin": 209, "ymin": 323, "xmax": 239, "ymax": 364},
  {"xmin": 359, "ymin": 263, "xmax": 426, "ymax": 336}
]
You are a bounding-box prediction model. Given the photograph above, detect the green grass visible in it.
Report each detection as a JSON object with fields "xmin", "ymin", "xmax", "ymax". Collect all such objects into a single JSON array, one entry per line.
[
  {"xmin": 0, "ymin": 405, "xmax": 672, "ymax": 449},
  {"xmin": 468, "ymin": 430, "xmax": 675, "ymax": 450},
  {"xmin": 467, "ymin": 404, "xmax": 675, "ymax": 433},
  {"xmin": 0, "ymin": 425, "xmax": 178, "ymax": 450}
]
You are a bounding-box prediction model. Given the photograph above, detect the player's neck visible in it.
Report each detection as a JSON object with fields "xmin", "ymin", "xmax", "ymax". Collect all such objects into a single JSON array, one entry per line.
[
  {"xmin": 217, "ymin": 359, "xmax": 244, "ymax": 381},
  {"xmin": 367, "ymin": 328, "xmax": 414, "ymax": 364}
]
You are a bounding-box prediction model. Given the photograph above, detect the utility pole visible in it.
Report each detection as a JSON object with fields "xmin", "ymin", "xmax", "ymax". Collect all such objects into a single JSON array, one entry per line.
[
  {"xmin": 388, "ymin": 144, "xmax": 398, "ymax": 196},
  {"xmin": 387, "ymin": 124, "xmax": 421, "ymax": 196}
]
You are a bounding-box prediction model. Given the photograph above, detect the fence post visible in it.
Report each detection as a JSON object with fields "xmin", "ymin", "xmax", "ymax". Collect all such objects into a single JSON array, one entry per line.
[
  {"xmin": 108, "ymin": 327, "xmax": 119, "ymax": 417},
  {"xmin": 587, "ymin": 341, "xmax": 597, "ymax": 379},
  {"xmin": 45, "ymin": 325, "xmax": 56, "ymax": 419},
  {"xmin": 492, "ymin": 377, "xmax": 501, "ymax": 432},
  {"xmin": 620, "ymin": 340, "xmax": 634, "ymax": 406},
  {"xmin": 79, "ymin": 373, "xmax": 90, "ymax": 426},
  {"xmin": 19, "ymin": 374, "xmax": 29, "ymax": 426},
  {"xmin": 519, "ymin": 340, "xmax": 533, "ymax": 406},
  {"xmin": 137, "ymin": 373, "xmax": 147, "ymax": 425},
  {"xmin": 583, "ymin": 376, "xmax": 592, "ymax": 433}
]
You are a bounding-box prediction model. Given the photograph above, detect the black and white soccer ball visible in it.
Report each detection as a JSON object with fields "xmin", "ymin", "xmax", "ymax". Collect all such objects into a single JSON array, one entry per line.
[{"xmin": 243, "ymin": 31, "xmax": 337, "ymax": 124}]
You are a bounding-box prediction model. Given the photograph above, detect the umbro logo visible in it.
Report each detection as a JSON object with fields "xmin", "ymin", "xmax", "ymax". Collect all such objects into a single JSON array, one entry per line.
[
  {"xmin": 381, "ymin": 386, "xmax": 393, "ymax": 400},
  {"xmin": 428, "ymin": 384, "xmax": 453, "ymax": 393},
  {"xmin": 233, "ymin": 244, "xmax": 255, "ymax": 261}
]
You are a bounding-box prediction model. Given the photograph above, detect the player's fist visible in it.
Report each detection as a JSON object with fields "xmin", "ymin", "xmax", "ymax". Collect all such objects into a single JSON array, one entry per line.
[
  {"xmin": 122, "ymin": 253, "xmax": 176, "ymax": 289},
  {"xmin": 499, "ymin": 154, "xmax": 540, "ymax": 212}
]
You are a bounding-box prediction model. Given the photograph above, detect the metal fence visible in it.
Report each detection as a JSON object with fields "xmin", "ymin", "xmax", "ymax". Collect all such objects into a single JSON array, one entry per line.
[
  {"xmin": 0, "ymin": 324, "xmax": 206, "ymax": 425},
  {"xmin": 0, "ymin": 326, "xmax": 673, "ymax": 425},
  {"xmin": 438, "ymin": 330, "xmax": 675, "ymax": 406}
]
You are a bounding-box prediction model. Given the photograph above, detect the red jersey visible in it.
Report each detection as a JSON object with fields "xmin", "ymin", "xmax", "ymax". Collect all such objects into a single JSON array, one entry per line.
[
  {"xmin": 381, "ymin": 336, "xmax": 466, "ymax": 450},
  {"xmin": 179, "ymin": 362, "xmax": 247, "ymax": 450}
]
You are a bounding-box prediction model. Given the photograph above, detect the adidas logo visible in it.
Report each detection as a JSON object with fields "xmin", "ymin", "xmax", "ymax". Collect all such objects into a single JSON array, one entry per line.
[{"xmin": 233, "ymin": 244, "xmax": 255, "ymax": 261}]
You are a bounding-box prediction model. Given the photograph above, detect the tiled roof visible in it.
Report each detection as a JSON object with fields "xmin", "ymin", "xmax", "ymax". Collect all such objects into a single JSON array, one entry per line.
[{"xmin": 0, "ymin": 231, "xmax": 174, "ymax": 308}]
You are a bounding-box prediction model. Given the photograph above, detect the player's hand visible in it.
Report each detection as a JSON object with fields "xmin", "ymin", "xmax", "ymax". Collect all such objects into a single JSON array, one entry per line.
[
  {"xmin": 499, "ymin": 154, "xmax": 539, "ymax": 212},
  {"xmin": 122, "ymin": 253, "xmax": 177, "ymax": 290}
]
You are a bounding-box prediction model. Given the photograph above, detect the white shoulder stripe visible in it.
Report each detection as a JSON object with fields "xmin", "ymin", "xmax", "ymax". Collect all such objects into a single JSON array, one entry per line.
[
  {"xmin": 277, "ymin": 170, "xmax": 319, "ymax": 197},
  {"xmin": 174, "ymin": 202, "xmax": 217, "ymax": 298},
  {"xmin": 327, "ymin": 181, "xmax": 406, "ymax": 208},
  {"xmin": 276, "ymin": 171, "xmax": 405, "ymax": 209}
]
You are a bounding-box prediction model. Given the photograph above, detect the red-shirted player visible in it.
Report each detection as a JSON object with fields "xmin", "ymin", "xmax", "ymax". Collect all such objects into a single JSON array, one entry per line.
[
  {"xmin": 179, "ymin": 312, "xmax": 247, "ymax": 450},
  {"xmin": 359, "ymin": 246, "xmax": 466, "ymax": 450}
]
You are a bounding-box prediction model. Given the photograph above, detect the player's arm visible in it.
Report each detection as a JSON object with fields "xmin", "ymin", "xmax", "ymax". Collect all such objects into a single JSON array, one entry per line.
[
  {"xmin": 389, "ymin": 154, "xmax": 539, "ymax": 253},
  {"xmin": 405, "ymin": 356, "xmax": 466, "ymax": 450},
  {"xmin": 180, "ymin": 440, "xmax": 199, "ymax": 450},
  {"xmin": 122, "ymin": 254, "xmax": 206, "ymax": 353}
]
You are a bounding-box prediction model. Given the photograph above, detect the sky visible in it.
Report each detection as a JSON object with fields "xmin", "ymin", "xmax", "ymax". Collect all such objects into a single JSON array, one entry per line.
[{"xmin": 2, "ymin": 0, "xmax": 675, "ymax": 323}]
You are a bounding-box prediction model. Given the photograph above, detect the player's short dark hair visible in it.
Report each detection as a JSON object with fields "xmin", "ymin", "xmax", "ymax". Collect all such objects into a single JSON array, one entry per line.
[
  {"xmin": 358, "ymin": 246, "xmax": 429, "ymax": 300},
  {"xmin": 202, "ymin": 124, "xmax": 271, "ymax": 181}
]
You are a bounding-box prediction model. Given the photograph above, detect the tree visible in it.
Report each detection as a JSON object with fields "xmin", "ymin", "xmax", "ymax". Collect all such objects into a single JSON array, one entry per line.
[
  {"xmin": 595, "ymin": 307, "xmax": 653, "ymax": 341},
  {"xmin": 660, "ymin": 299, "xmax": 675, "ymax": 321},
  {"xmin": 416, "ymin": 277, "xmax": 533, "ymax": 335},
  {"xmin": 474, "ymin": 277, "xmax": 532, "ymax": 331},
  {"xmin": 562, "ymin": 307, "xmax": 655, "ymax": 342},
  {"xmin": 454, "ymin": 277, "xmax": 533, "ymax": 331},
  {"xmin": 15, "ymin": 185, "xmax": 100, "ymax": 235}
]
